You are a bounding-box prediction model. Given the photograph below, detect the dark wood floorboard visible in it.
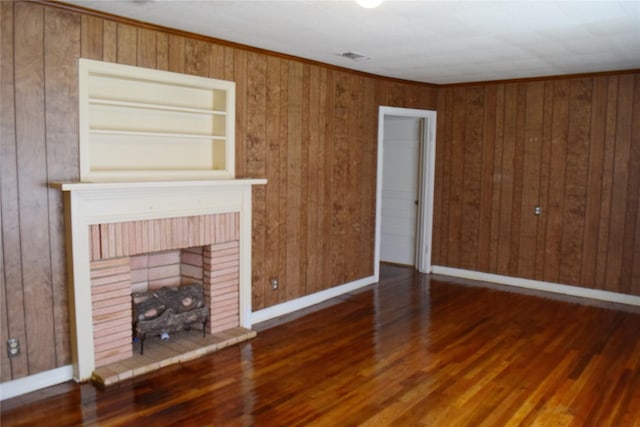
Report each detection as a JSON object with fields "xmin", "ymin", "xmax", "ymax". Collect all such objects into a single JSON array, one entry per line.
[{"xmin": 2, "ymin": 264, "xmax": 640, "ymax": 426}]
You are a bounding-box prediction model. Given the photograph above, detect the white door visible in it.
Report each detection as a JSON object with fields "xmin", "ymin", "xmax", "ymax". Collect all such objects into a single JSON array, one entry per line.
[{"xmin": 380, "ymin": 116, "xmax": 422, "ymax": 266}]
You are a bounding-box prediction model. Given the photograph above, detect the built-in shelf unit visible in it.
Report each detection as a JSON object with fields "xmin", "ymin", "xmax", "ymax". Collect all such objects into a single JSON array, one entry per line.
[{"xmin": 79, "ymin": 59, "xmax": 235, "ymax": 181}]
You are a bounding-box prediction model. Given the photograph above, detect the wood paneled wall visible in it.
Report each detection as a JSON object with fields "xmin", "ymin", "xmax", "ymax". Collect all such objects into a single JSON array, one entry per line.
[
  {"xmin": 0, "ymin": 0, "xmax": 436, "ymax": 381},
  {"xmin": 1, "ymin": 0, "xmax": 638, "ymax": 384},
  {"xmin": 433, "ymin": 76, "xmax": 640, "ymax": 295}
]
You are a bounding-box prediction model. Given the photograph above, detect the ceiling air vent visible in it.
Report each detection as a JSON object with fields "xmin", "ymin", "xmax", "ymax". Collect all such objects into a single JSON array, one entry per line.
[{"xmin": 338, "ymin": 51, "xmax": 372, "ymax": 61}]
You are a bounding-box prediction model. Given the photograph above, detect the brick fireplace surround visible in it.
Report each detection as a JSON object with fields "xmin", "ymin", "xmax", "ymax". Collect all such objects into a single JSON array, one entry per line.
[
  {"xmin": 54, "ymin": 179, "xmax": 266, "ymax": 382},
  {"xmin": 90, "ymin": 213, "xmax": 241, "ymax": 368}
]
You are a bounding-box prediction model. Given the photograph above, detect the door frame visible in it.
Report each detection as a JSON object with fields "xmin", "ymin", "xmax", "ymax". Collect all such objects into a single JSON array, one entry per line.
[{"xmin": 374, "ymin": 106, "xmax": 437, "ymax": 276}]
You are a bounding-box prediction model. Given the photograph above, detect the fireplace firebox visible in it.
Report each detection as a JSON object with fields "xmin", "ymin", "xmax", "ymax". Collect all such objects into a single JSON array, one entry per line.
[{"xmin": 132, "ymin": 283, "xmax": 209, "ymax": 355}]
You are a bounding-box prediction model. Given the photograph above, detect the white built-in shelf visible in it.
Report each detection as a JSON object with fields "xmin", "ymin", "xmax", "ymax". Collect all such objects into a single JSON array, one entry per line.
[{"xmin": 79, "ymin": 59, "xmax": 236, "ymax": 182}]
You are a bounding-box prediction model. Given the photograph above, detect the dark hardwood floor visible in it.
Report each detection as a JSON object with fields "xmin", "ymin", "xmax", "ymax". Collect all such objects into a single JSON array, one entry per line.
[{"xmin": 2, "ymin": 264, "xmax": 640, "ymax": 426}]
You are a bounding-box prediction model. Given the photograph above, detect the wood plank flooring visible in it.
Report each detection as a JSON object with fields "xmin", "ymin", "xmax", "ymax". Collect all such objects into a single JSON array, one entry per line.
[{"xmin": 2, "ymin": 264, "xmax": 640, "ymax": 426}]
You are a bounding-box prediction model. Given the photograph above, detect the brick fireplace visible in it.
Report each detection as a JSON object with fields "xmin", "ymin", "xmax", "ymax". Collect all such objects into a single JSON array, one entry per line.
[
  {"xmin": 89, "ymin": 213, "xmax": 240, "ymax": 368},
  {"xmin": 54, "ymin": 179, "xmax": 266, "ymax": 382}
]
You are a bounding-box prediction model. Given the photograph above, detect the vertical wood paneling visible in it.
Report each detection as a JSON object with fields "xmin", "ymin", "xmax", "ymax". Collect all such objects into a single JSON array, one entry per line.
[
  {"xmin": 0, "ymin": 0, "xmax": 28, "ymax": 382},
  {"xmin": 620, "ymin": 95, "xmax": 639, "ymax": 292},
  {"xmin": 80, "ymin": 15, "xmax": 102, "ymax": 60},
  {"xmin": 321, "ymin": 70, "xmax": 335, "ymax": 291},
  {"xmin": 116, "ymin": 23, "xmax": 136, "ymax": 65},
  {"xmin": 156, "ymin": 32, "xmax": 168, "ymax": 71},
  {"xmin": 436, "ymin": 73, "xmax": 639, "ymax": 297},
  {"xmin": 44, "ymin": 6, "xmax": 81, "ymax": 367},
  {"xmin": 581, "ymin": 77, "xmax": 608, "ymax": 287},
  {"xmin": 517, "ymin": 82, "xmax": 543, "ymax": 277},
  {"xmin": 137, "ymin": 28, "xmax": 157, "ymax": 69},
  {"xmin": 489, "ymin": 85, "xmax": 505, "ymax": 273},
  {"xmin": 605, "ymin": 75, "xmax": 634, "ymax": 291},
  {"xmin": 167, "ymin": 35, "xmax": 185, "ymax": 73},
  {"xmin": 0, "ymin": 216, "xmax": 10, "ymax": 381},
  {"xmin": 246, "ymin": 51, "xmax": 267, "ymax": 304},
  {"xmin": 185, "ymin": 38, "xmax": 209, "ymax": 77},
  {"xmin": 234, "ymin": 49, "xmax": 247, "ymax": 178},
  {"xmin": 558, "ymin": 79, "xmax": 591, "ymax": 285},
  {"xmin": 223, "ymin": 46, "xmax": 235, "ymax": 81},
  {"xmin": 299, "ymin": 64, "xmax": 310, "ymax": 291},
  {"xmin": 260, "ymin": 56, "xmax": 281, "ymax": 308},
  {"xmin": 432, "ymin": 88, "xmax": 446, "ymax": 266},
  {"xmin": 209, "ymin": 44, "xmax": 225, "ymax": 79},
  {"xmin": 447, "ymin": 87, "xmax": 466, "ymax": 267},
  {"xmin": 318, "ymin": 67, "xmax": 332, "ymax": 288},
  {"xmin": 347, "ymin": 69, "xmax": 363, "ymax": 281},
  {"xmin": 629, "ymin": 77, "xmax": 640, "ymax": 295},
  {"xmin": 331, "ymin": 72, "xmax": 350, "ymax": 285},
  {"xmin": 594, "ymin": 77, "xmax": 619, "ymax": 289},
  {"xmin": 361, "ymin": 76, "xmax": 377, "ymax": 277},
  {"xmin": 460, "ymin": 86, "xmax": 484, "ymax": 269},
  {"xmin": 102, "ymin": 21, "xmax": 116, "ymax": 63},
  {"xmin": 543, "ymin": 80, "xmax": 570, "ymax": 282},
  {"xmin": 534, "ymin": 81, "xmax": 554, "ymax": 280},
  {"xmin": 477, "ymin": 85, "xmax": 497, "ymax": 272},
  {"xmin": 305, "ymin": 65, "xmax": 321, "ymax": 294},
  {"xmin": 286, "ymin": 61, "xmax": 303, "ymax": 297},
  {"xmin": 14, "ymin": 1, "xmax": 57, "ymax": 373},
  {"xmin": 4, "ymin": 1, "xmax": 639, "ymax": 383},
  {"xmin": 507, "ymin": 84, "xmax": 526, "ymax": 276},
  {"xmin": 439, "ymin": 88, "xmax": 454, "ymax": 266},
  {"xmin": 277, "ymin": 61, "xmax": 289, "ymax": 302},
  {"xmin": 496, "ymin": 84, "xmax": 517, "ymax": 275},
  {"xmin": 632, "ymin": 189, "xmax": 640, "ymax": 295}
]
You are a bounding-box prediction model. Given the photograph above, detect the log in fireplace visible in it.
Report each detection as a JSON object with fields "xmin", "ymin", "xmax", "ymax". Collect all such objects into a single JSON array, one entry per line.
[{"xmin": 132, "ymin": 283, "xmax": 209, "ymax": 355}]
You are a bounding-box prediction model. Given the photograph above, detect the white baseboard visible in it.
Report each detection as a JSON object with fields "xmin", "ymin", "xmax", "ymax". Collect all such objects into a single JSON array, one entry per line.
[
  {"xmin": 0, "ymin": 275, "xmax": 374, "ymax": 400},
  {"xmin": 0, "ymin": 365, "xmax": 73, "ymax": 401},
  {"xmin": 7, "ymin": 268, "xmax": 632, "ymax": 400},
  {"xmin": 432, "ymin": 266, "xmax": 640, "ymax": 307},
  {"xmin": 251, "ymin": 275, "xmax": 378, "ymax": 324}
]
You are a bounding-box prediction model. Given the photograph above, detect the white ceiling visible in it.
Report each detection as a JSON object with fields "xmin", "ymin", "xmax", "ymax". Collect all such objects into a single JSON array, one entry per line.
[{"xmin": 64, "ymin": 0, "xmax": 640, "ymax": 84}]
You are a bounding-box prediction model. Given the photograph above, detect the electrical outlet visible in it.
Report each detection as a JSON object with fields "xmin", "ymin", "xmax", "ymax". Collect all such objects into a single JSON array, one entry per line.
[
  {"xmin": 7, "ymin": 338, "xmax": 20, "ymax": 358},
  {"xmin": 270, "ymin": 278, "xmax": 279, "ymax": 290}
]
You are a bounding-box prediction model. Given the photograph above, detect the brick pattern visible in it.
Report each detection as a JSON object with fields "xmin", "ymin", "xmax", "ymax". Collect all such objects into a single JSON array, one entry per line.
[
  {"xmin": 147, "ymin": 251, "xmax": 181, "ymax": 290},
  {"xmin": 90, "ymin": 257, "xmax": 133, "ymax": 368},
  {"xmin": 130, "ymin": 251, "xmax": 184, "ymax": 293},
  {"xmin": 130, "ymin": 254, "xmax": 150, "ymax": 294},
  {"xmin": 88, "ymin": 213, "xmax": 241, "ymax": 368},
  {"xmin": 89, "ymin": 213, "xmax": 239, "ymax": 261},
  {"xmin": 203, "ymin": 241, "xmax": 240, "ymax": 334},
  {"xmin": 181, "ymin": 246, "xmax": 204, "ymax": 285}
]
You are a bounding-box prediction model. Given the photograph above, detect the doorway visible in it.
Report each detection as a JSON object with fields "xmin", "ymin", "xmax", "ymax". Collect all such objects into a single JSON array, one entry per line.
[{"xmin": 374, "ymin": 106, "xmax": 436, "ymax": 276}]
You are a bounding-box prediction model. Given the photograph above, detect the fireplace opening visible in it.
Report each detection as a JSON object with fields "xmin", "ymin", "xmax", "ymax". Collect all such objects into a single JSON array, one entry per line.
[
  {"xmin": 89, "ymin": 214, "xmax": 243, "ymax": 372},
  {"xmin": 132, "ymin": 282, "xmax": 209, "ymax": 355}
]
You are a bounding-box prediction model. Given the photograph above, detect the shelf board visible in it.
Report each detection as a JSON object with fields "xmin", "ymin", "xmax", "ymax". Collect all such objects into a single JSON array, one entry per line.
[
  {"xmin": 89, "ymin": 129, "xmax": 227, "ymax": 140},
  {"xmin": 89, "ymin": 98, "xmax": 226, "ymax": 116}
]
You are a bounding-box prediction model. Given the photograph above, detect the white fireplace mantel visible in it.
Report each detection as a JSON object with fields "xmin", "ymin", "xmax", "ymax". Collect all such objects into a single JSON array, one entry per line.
[{"xmin": 53, "ymin": 179, "xmax": 266, "ymax": 381}]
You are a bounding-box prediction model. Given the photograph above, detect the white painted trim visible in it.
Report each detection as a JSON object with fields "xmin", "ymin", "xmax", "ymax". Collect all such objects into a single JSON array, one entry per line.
[
  {"xmin": 0, "ymin": 365, "xmax": 73, "ymax": 401},
  {"xmin": 251, "ymin": 275, "xmax": 377, "ymax": 324},
  {"xmin": 376, "ymin": 106, "xmax": 436, "ymax": 276},
  {"xmin": 55, "ymin": 179, "xmax": 266, "ymax": 381},
  {"xmin": 78, "ymin": 58, "xmax": 236, "ymax": 182},
  {"xmin": 418, "ymin": 113, "xmax": 436, "ymax": 273},
  {"xmin": 432, "ymin": 266, "xmax": 640, "ymax": 307}
]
